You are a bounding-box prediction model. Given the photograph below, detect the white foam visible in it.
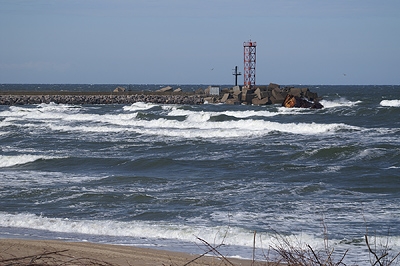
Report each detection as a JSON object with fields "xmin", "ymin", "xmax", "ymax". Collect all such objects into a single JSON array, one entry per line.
[
  {"xmin": 5, "ymin": 211, "xmax": 397, "ymax": 262},
  {"xmin": 0, "ymin": 170, "xmax": 98, "ymax": 187},
  {"xmin": 47, "ymin": 118, "xmax": 356, "ymax": 138},
  {"xmin": 0, "ymin": 212, "xmax": 325, "ymax": 249},
  {"xmin": 0, "ymin": 120, "xmax": 12, "ymax": 127},
  {"xmin": 380, "ymin": 99, "xmax": 400, "ymax": 107},
  {"xmin": 123, "ymin": 102, "xmax": 157, "ymax": 111},
  {"xmin": 320, "ymin": 99, "xmax": 361, "ymax": 108},
  {"xmin": 0, "ymin": 155, "xmax": 53, "ymax": 168},
  {"xmin": 1, "ymin": 102, "xmax": 360, "ymax": 139},
  {"xmin": 166, "ymin": 108, "xmax": 294, "ymax": 119},
  {"xmin": 1, "ymin": 106, "xmax": 138, "ymax": 125},
  {"xmin": 37, "ymin": 102, "xmax": 81, "ymax": 112}
]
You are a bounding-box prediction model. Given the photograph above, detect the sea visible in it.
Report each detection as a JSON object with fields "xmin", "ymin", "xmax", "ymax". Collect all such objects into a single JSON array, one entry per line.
[{"xmin": 0, "ymin": 84, "xmax": 399, "ymax": 264}]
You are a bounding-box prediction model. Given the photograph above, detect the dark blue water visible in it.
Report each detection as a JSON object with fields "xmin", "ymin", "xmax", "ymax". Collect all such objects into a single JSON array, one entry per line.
[{"xmin": 0, "ymin": 84, "xmax": 399, "ymax": 263}]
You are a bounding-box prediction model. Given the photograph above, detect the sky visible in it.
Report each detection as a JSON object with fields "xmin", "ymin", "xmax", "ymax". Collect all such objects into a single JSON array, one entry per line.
[{"xmin": 0, "ymin": 0, "xmax": 399, "ymax": 85}]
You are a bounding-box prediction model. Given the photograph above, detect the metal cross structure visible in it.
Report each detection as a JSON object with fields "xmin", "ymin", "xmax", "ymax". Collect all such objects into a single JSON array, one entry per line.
[
  {"xmin": 243, "ymin": 40, "xmax": 256, "ymax": 88},
  {"xmin": 232, "ymin": 66, "xmax": 241, "ymax": 86}
]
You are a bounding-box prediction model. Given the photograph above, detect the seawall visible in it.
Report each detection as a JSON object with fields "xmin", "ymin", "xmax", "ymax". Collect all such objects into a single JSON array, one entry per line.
[{"xmin": 0, "ymin": 92, "xmax": 204, "ymax": 105}]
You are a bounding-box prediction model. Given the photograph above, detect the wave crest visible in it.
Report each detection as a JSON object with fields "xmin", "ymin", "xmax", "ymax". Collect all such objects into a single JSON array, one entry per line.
[
  {"xmin": 0, "ymin": 155, "xmax": 53, "ymax": 168},
  {"xmin": 380, "ymin": 100, "xmax": 400, "ymax": 107}
]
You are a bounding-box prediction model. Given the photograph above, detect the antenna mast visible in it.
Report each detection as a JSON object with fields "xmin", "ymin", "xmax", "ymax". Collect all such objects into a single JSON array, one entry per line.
[{"xmin": 243, "ymin": 40, "xmax": 256, "ymax": 88}]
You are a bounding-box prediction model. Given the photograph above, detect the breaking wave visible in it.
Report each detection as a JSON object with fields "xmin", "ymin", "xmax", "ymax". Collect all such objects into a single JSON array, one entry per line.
[
  {"xmin": 122, "ymin": 102, "xmax": 157, "ymax": 111},
  {"xmin": 0, "ymin": 212, "xmax": 326, "ymax": 250},
  {"xmin": 47, "ymin": 119, "xmax": 355, "ymax": 138},
  {"xmin": 320, "ymin": 99, "xmax": 361, "ymax": 108},
  {"xmin": 380, "ymin": 99, "xmax": 400, "ymax": 107},
  {"xmin": 0, "ymin": 155, "xmax": 54, "ymax": 168}
]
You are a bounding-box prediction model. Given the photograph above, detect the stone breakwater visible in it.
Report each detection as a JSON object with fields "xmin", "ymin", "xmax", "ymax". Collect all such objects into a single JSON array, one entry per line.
[{"xmin": 0, "ymin": 93, "xmax": 204, "ymax": 105}]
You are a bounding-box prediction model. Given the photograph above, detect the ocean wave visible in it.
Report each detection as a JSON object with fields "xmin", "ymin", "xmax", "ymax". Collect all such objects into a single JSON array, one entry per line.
[
  {"xmin": 0, "ymin": 154, "xmax": 54, "ymax": 168},
  {"xmin": 0, "ymin": 120, "xmax": 12, "ymax": 127},
  {"xmin": 1, "ymin": 107, "xmax": 138, "ymax": 124},
  {"xmin": 48, "ymin": 119, "xmax": 355, "ymax": 138},
  {"xmin": 167, "ymin": 108, "xmax": 278, "ymax": 119},
  {"xmin": 0, "ymin": 212, "xmax": 326, "ymax": 250},
  {"xmin": 320, "ymin": 99, "xmax": 362, "ymax": 108},
  {"xmin": 2, "ymin": 211, "xmax": 399, "ymax": 263},
  {"xmin": 380, "ymin": 99, "xmax": 400, "ymax": 107},
  {"xmin": 37, "ymin": 102, "xmax": 81, "ymax": 112},
  {"xmin": 0, "ymin": 170, "xmax": 99, "ymax": 186},
  {"xmin": 123, "ymin": 102, "xmax": 157, "ymax": 111},
  {"xmin": 166, "ymin": 106, "xmax": 306, "ymax": 120}
]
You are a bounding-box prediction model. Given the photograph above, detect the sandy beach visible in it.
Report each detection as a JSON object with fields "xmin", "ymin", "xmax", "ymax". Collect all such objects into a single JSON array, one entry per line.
[{"xmin": 0, "ymin": 239, "xmax": 265, "ymax": 266}]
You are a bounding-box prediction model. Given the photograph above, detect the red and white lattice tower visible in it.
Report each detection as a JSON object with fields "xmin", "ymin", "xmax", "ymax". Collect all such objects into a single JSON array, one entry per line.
[{"xmin": 243, "ymin": 40, "xmax": 256, "ymax": 88}]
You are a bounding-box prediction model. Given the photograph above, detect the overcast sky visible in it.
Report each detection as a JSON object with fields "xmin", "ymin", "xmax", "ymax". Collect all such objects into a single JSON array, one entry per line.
[{"xmin": 1, "ymin": 0, "xmax": 399, "ymax": 85}]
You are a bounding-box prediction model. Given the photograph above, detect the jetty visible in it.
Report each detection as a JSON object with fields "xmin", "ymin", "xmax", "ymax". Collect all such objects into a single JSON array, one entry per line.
[{"xmin": 0, "ymin": 84, "xmax": 322, "ymax": 108}]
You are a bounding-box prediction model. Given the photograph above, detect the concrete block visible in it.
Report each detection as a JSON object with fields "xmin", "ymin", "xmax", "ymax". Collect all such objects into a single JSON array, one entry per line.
[
  {"xmin": 254, "ymin": 88, "xmax": 262, "ymax": 99},
  {"xmin": 221, "ymin": 93, "xmax": 230, "ymax": 103},
  {"xmin": 272, "ymin": 89, "xmax": 285, "ymax": 102},
  {"xmin": 252, "ymin": 97, "xmax": 270, "ymax": 105},
  {"xmin": 226, "ymin": 99, "xmax": 241, "ymax": 105},
  {"xmin": 289, "ymin": 88, "xmax": 302, "ymax": 97}
]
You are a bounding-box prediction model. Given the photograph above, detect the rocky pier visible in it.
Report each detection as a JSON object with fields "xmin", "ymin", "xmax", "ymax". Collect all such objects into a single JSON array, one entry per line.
[
  {"xmin": 0, "ymin": 84, "xmax": 322, "ymax": 108},
  {"xmin": 0, "ymin": 92, "xmax": 204, "ymax": 106},
  {"xmin": 203, "ymin": 83, "xmax": 322, "ymax": 108}
]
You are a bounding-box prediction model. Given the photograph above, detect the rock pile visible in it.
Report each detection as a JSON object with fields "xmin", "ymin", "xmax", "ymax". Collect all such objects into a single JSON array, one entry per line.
[
  {"xmin": 282, "ymin": 94, "xmax": 323, "ymax": 109},
  {"xmin": 0, "ymin": 84, "xmax": 322, "ymax": 108},
  {"xmin": 204, "ymin": 83, "xmax": 321, "ymax": 107},
  {"xmin": 0, "ymin": 94, "xmax": 203, "ymax": 105}
]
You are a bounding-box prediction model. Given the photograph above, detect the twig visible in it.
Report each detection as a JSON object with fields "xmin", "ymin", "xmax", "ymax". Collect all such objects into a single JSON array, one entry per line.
[
  {"xmin": 336, "ymin": 249, "xmax": 349, "ymax": 266},
  {"xmin": 252, "ymin": 230, "xmax": 256, "ymax": 266},
  {"xmin": 0, "ymin": 249, "xmax": 69, "ymax": 263},
  {"xmin": 307, "ymin": 244, "xmax": 322, "ymax": 265},
  {"xmin": 365, "ymin": 233, "xmax": 386, "ymax": 266},
  {"xmin": 197, "ymin": 237, "xmax": 234, "ymax": 266},
  {"xmin": 323, "ymin": 247, "xmax": 334, "ymax": 266},
  {"xmin": 387, "ymin": 251, "xmax": 400, "ymax": 266},
  {"xmin": 182, "ymin": 242, "xmax": 224, "ymax": 266}
]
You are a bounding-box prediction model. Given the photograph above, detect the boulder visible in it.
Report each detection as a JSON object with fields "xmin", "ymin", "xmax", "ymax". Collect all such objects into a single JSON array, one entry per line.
[
  {"xmin": 173, "ymin": 88, "xmax": 182, "ymax": 93},
  {"xmin": 252, "ymin": 97, "xmax": 270, "ymax": 105},
  {"xmin": 204, "ymin": 97, "xmax": 215, "ymax": 103},
  {"xmin": 304, "ymin": 90, "xmax": 318, "ymax": 101},
  {"xmin": 261, "ymin": 91, "xmax": 271, "ymax": 98},
  {"xmin": 221, "ymin": 93, "xmax": 230, "ymax": 103},
  {"xmin": 241, "ymin": 88, "xmax": 247, "ymax": 100},
  {"xmin": 113, "ymin": 87, "xmax": 126, "ymax": 92},
  {"xmin": 272, "ymin": 89, "xmax": 285, "ymax": 103},
  {"xmin": 282, "ymin": 94, "xmax": 323, "ymax": 109},
  {"xmin": 195, "ymin": 88, "xmax": 204, "ymax": 95},
  {"xmin": 158, "ymin": 86, "xmax": 173, "ymax": 92},
  {"xmin": 269, "ymin": 95, "xmax": 281, "ymax": 104},
  {"xmin": 254, "ymin": 88, "xmax": 262, "ymax": 99},
  {"xmin": 233, "ymin": 85, "xmax": 241, "ymax": 92},
  {"xmin": 226, "ymin": 98, "xmax": 241, "ymax": 105},
  {"xmin": 289, "ymin": 88, "xmax": 302, "ymax": 97},
  {"xmin": 233, "ymin": 90, "xmax": 242, "ymax": 101},
  {"xmin": 268, "ymin": 83, "xmax": 280, "ymax": 90}
]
